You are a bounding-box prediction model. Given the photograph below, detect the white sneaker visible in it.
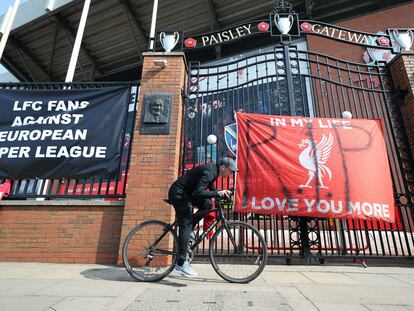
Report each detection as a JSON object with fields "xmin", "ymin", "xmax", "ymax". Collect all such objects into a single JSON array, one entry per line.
[{"xmin": 172, "ymin": 261, "xmax": 198, "ymax": 278}]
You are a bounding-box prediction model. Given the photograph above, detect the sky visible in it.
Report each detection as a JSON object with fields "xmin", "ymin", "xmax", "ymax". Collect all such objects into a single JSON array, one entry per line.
[
  {"xmin": 0, "ymin": 0, "xmax": 20, "ymax": 14},
  {"xmin": 0, "ymin": 0, "xmax": 29, "ymax": 19},
  {"xmin": 0, "ymin": 0, "xmax": 29, "ymax": 75}
]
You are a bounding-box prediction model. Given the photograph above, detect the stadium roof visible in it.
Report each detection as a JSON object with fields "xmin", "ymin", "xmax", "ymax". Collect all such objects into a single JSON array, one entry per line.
[{"xmin": 0, "ymin": 0, "xmax": 412, "ymax": 82}]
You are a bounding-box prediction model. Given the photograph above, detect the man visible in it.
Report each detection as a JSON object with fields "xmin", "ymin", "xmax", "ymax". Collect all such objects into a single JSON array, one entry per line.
[{"xmin": 168, "ymin": 157, "xmax": 237, "ymax": 277}]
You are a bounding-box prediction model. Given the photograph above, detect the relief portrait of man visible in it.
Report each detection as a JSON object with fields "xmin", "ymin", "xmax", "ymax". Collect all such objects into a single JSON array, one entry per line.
[{"xmin": 144, "ymin": 96, "xmax": 169, "ymax": 124}]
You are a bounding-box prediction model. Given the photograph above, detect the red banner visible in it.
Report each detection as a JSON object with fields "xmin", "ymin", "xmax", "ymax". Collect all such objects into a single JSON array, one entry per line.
[
  {"xmin": 0, "ymin": 179, "xmax": 11, "ymax": 200},
  {"xmin": 234, "ymin": 113, "xmax": 395, "ymax": 222}
]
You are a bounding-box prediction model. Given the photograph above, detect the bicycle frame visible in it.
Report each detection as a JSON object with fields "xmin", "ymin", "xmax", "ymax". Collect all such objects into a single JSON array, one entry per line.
[
  {"xmin": 189, "ymin": 207, "xmax": 225, "ymax": 251},
  {"xmin": 149, "ymin": 199, "xmax": 237, "ymax": 256},
  {"xmin": 190, "ymin": 201, "xmax": 242, "ymax": 254}
]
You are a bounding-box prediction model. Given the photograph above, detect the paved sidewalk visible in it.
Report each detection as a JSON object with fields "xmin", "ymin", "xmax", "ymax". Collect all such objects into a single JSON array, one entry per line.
[{"xmin": 0, "ymin": 262, "xmax": 413, "ymax": 311}]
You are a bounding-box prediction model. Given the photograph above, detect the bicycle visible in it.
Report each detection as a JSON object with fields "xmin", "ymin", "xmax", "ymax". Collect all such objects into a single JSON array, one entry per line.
[{"xmin": 122, "ymin": 196, "xmax": 267, "ymax": 283}]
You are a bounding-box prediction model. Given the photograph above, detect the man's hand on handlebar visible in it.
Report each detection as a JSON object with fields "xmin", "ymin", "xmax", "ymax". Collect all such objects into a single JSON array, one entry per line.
[{"xmin": 217, "ymin": 190, "xmax": 232, "ymax": 198}]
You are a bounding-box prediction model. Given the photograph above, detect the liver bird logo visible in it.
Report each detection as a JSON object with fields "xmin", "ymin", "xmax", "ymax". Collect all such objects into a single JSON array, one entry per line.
[{"xmin": 298, "ymin": 134, "xmax": 334, "ymax": 189}]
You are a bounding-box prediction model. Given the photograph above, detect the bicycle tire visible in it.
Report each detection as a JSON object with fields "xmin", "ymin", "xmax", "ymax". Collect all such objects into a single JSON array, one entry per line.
[
  {"xmin": 122, "ymin": 220, "xmax": 178, "ymax": 282},
  {"xmin": 209, "ymin": 220, "xmax": 267, "ymax": 283}
]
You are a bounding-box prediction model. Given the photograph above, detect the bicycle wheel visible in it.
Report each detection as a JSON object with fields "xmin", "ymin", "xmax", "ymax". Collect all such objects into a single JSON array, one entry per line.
[
  {"xmin": 122, "ymin": 220, "xmax": 178, "ymax": 282},
  {"xmin": 209, "ymin": 221, "xmax": 267, "ymax": 283}
]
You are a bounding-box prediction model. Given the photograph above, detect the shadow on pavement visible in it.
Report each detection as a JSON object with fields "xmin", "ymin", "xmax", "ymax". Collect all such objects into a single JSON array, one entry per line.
[
  {"xmin": 81, "ymin": 267, "xmax": 135, "ymax": 282},
  {"xmin": 80, "ymin": 267, "xmax": 188, "ymax": 287}
]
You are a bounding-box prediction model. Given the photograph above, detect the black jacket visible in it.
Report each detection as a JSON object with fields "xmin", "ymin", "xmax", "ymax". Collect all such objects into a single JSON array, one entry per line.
[{"xmin": 170, "ymin": 163, "xmax": 219, "ymax": 200}]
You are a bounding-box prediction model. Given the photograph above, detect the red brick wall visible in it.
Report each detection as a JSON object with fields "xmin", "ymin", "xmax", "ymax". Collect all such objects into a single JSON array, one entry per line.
[
  {"xmin": 0, "ymin": 205, "xmax": 123, "ymax": 264},
  {"xmin": 389, "ymin": 54, "xmax": 414, "ymax": 169},
  {"xmin": 117, "ymin": 53, "xmax": 187, "ymax": 265}
]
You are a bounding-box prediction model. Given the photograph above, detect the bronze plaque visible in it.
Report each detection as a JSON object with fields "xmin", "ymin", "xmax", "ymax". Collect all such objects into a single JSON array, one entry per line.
[{"xmin": 140, "ymin": 93, "xmax": 172, "ymax": 134}]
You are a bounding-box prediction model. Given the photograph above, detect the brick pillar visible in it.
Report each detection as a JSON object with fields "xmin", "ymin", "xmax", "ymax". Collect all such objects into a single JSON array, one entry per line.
[
  {"xmin": 117, "ymin": 52, "xmax": 187, "ymax": 265},
  {"xmin": 388, "ymin": 53, "xmax": 414, "ymax": 160}
]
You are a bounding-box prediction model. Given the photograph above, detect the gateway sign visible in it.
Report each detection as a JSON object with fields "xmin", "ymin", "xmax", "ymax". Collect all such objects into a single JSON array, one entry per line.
[{"xmin": 299, "ymin": 21, "xmax": 391, "ymax": 47}]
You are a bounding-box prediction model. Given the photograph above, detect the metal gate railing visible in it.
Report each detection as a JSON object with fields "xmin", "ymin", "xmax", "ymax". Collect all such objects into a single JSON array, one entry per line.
[
  {"xmin": 184, "ymin": 43, "xmax": 414, "ymax": 260},
  {"xmin": 1, "ymin": 82, "xmax": 138, "ymax": 199}
]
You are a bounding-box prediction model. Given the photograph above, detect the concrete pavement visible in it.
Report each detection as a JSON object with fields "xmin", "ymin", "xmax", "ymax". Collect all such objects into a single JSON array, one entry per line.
[{"xmin": 0, "ymin": 262, "xmax": 413, "ymax": 311}]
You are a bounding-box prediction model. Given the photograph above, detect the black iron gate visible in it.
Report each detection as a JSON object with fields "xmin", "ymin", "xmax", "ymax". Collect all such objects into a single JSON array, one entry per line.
[{"xmin": 183, "ymin": 4, "xmax": 414, "ymax": 262}]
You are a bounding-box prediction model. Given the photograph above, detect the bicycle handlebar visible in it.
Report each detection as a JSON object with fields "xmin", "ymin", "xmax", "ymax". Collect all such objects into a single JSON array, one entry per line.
[{"xmin": 216, "ymin": 189, "xmax": 234, "ymax": 205}]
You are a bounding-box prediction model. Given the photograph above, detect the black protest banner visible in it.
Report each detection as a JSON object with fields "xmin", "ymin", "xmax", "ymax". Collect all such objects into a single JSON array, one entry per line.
[{"xmin": 0, "ymin": 86, "xmax": 130, "ymax": 179}]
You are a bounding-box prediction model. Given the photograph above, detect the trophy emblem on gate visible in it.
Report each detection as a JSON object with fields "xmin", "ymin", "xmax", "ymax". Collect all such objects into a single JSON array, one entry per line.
[
  {"xmin": 392, "ymin": 29, "xmax": 414, "ymax": 51},
  {"xmin": 274, "ymin": 14, "xmax": 294, "ymax": 35},
  {"xmin": 160, "ymin": 31, "xmax": 179, "ymax": 52},
  {"xmin": 270, "ymin": 0, "xmax": 299, "ymax": 38}
]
